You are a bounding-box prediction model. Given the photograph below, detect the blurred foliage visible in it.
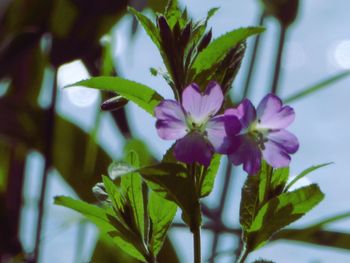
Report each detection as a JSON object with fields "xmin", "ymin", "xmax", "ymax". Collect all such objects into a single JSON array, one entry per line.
[{"xmin": 0, "ymin": 0, "xmax": 180, "ymax": 261}]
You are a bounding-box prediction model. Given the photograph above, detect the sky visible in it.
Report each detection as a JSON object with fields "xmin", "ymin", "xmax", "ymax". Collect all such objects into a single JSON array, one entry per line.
[{"xmin": 20, "ymin": 0, "xmax": 350, "ymax": 262}]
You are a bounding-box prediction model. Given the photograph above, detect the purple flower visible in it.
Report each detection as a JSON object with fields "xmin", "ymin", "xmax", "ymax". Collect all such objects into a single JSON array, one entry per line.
[
  {"xmin": 225, "ymin": 94, "xmax": 299, "ymax": 174},
  {"xmin": 155, "ymin": 81, "xmax": 241, "ymax": 166}
]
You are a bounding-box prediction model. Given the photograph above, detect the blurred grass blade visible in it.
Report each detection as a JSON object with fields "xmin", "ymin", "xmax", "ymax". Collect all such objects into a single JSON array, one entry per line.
[
  {"xmin": 285, "ymin": 163, "xmax": 332, "ymax": 192},
  {"xmin": 284, "ymin": 71, "xmax": 350, "ymax": 103}
]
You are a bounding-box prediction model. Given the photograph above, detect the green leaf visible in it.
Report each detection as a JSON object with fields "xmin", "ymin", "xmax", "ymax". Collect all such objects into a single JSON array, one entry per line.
[
  {"xmin": 285, "ymin": 163, "xmax": 332, "ymax": 192},
  {"xmin": 148, "ymin": 191, "xmax": 177, "ymax": 255},
  {"xmin": 164, "ymin": 0, "xmax": 183, "ymax": 28},
  {"xmin": 200, "ymin": 154, "xmax": 221, "ymax": 198},
  {"xmin": 270, "ymin": 166, "xmax": 289, "ymax": 195},
  {"xmin": 121, "ymin": 151, "xmax": 146, "ymax": 240},
  {"xmin": 240, "ymin": 174, "xmax": 260, "ymax": 232},
  {"xmin": 191, "ymin": 27, "xmax": 265, "ymax": 76},
  {"xmin": 128, "ymin": 7, "xmax": 161, "ymax": 49},
  {"xmin": 54, "ymin": 196, "xmax": 147, "ymax": 262},
  {"xmin": 284, "ymin": 71, "xmax": 350, "ymax": 103},
  {"xmin": 247, "ymin": 184, "xmax": 324, "ymax": 250},
  {"xmin": 102, "ymin": 175, "xmax": 126, "ymax": 213},
  {"xmin": 136, "ymin": 162, "xmax": 197, "ymax": 226},
  {"xmin": 67, "ymin": 77, "xmax": 163, "ymax": 115}
]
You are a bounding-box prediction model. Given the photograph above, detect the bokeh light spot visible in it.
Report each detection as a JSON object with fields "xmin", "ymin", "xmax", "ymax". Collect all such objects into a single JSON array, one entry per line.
[
  {"xmin": 58, "ymin": 60, "xmax": 99, "ymax": 107},
  {"xmin": 329, "ymin": 40, "xmax": 350, "ymax": 69}
]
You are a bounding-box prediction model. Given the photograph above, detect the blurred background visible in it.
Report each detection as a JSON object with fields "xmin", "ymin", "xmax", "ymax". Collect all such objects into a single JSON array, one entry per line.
[{"xmin": 1, "ymin": 0, "xmax": 350, "ymax": 262}]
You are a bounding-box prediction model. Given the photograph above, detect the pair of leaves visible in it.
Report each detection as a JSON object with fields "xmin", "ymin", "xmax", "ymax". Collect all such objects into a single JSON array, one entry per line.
[
  {"xmin": 56, "ymin": 150, "xmax": 177, "ymax": 262},
  {"xmin": 240, "ymin": 163, "xmax": 324, "ymax": 251}
]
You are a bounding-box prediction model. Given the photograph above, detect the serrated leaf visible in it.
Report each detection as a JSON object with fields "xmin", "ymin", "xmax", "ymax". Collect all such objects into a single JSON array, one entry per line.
[
  {"xmin": 191, "ymin": 27, "xmax": 265, "ymax": 76},
  {"xmin": 200, "ymin": 154, "xmax": 221, "ymax": 198},
  {"xmin": 149, "ymin": 191, "xmax": 177, "ymax": 255},
  {"xmin": 270, "ymin": 166, "xmax": 289, "ymax": 195},
  {"xmin": 54, "ymin": 196, "xmax": 147, "ymax": 262},
  {"xmin": 102, "ymin": 175, "xmax": 126, "ymax": 214},
  {"xmin": 285, "ymin": 163, "xmax": 332, "ymax": 192},
  {"xmin": 164, "ymin": 0, "xmax": 184, "ymax": 29},
  {"xmin": 240, "ymin": 175, "xmax": 260, "ymax": 232},
  {"xmin": 121, "ymin": 151, "xmax": 146, "ymax": 240},
  {"xmin": 66, "ymin": 77, "xmax": 163, "ymax": 115},
  {"xmin": 136, "ymin": 162, "xmax": 197, "ymax": 226},
  {"xmin": 247, "ymin": 184, "xmax": 324, "ymax": 250},
  {"xmin": 128, "ymin": 7, "xmax": 161, "ymax": 49}
]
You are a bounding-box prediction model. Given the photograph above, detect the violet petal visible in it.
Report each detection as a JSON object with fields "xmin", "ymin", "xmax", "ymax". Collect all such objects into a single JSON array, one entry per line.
[
  {"xmin": 155, "ymin": 100, "xmax": 187, "ymax": 140},
  {"xmin": 229, "ymin": 136, "xmax": 261, "ymax": 175},
  {"xmin": 257, "ymin": 94, "xmax": 295, "ymax": 129},
  {"xmin": 225, "ymin": 99, "xmax": 256, "ymax": 129},
  {"xmin": 262, "ymin": 140, "xmax": 291, "ymax": 168},
  {"xmin": 267, "ymin": 129, "xmax": 299, "ymax": 154},
  {"xmin": 182, "ymin": 82, "xmax": 224, "ymax": 123},
  {"xmin": 174, "ymin": 132, "xmax": 213, "ymax": 166},
  {"xmin": 206, "ymin": 114, "xmax": 240, "ymax": 154}
]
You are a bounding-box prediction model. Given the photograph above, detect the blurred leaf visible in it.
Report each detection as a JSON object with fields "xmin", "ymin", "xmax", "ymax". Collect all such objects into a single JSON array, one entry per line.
[
  {"xmin": 0, "ymin": 98, "xmax": 110, "ymax": 202},
  {"xmin": 247, "ymin": 184, "xmax": 324, "ymax": 250},
  {"xmin": 124, "ymin": 139, "xmax": 154, "ymax": 166},
  {"xmin": 128, "ymin": 7, "xmax": 161, "ymax": 49},
  {"xmin": 200, "ymin": 154, "xmax": 221, "ymax": 198},
  {"xmin": 67, "ymin": 77, "xmax": 163, "ymax": 115},
  {"xmin": 92, "ymin": 237, "xmax": 138, "ymax": 263},
  {"xmin": 308, "ymin": 211, "xmax": 350, "ymax": 228},
  {"xmin": 121, "ymin": 151, "xmax": 146, "ymax": 240},
  {"xmin": 284, "ymin": 71, "xmax": 350, "ymax": 103},
  {"xmin": 50, "ymin": 0, "xmax": 77, "ymax": 38},
  {"xmin": 191, "ymin": 27, "xmax": 265, "ymax": 77},
  {"xmin": 285, "ymin": 163, "xmax": 332, "ymax": 192},
  {"xmin": 148, "ymin": 191, "xmax": 177, "ymax": 255},
  {"xmin": 55, "ymin": 196, "xmax": 147, "ymax": 262},
  {"xmin": 0, "ymin": 142, "xmax": 10, "ymax": 193},
  {"xmin": 273, "ymin": 229, "xmax": 350, "ymax": 250},
  {"xmin": 253, "ymin": 260, "xmax": 275, "ymax": 263}
]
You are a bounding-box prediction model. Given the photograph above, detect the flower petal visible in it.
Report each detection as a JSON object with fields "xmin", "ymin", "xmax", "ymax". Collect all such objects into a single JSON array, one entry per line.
[
  {"xmin": 267, "ymin": 129, "xmax": 299, "ymax": 154},
  {"xmin": 257, "ymin": 94, "xmax": 295, "ymax": 129},
  {"xmin": 262, "ymin": 140, "xmax": 291, "ymax": 168},
  {"xmin": 155, "ymin": 100, "xmax": 187, "ymax": 140},
  {"xmin": 225, "ymin": 99, "xmax": 256, "ymax": 130},
  {"xmin": 174, "ymin": 133, "xmax": 213, "ymax": 166},
  {"xmin": 206, "ymin": 115, "xmax": 241, "ymax": 154},
  {"xmin": 182, "ymin": 81, "xmax": 224, "ymax": 123},
  {"xmin": 229, "ymin": 136, "xmax": 261, "ymax": 175}
]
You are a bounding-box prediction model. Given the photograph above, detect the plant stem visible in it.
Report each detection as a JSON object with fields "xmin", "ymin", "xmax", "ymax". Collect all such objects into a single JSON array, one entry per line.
[
  {"xmin": 242, "ymin": 12, "xmax": 266, "ymax": 99},
  {"xmin": 271, "ymin": 24, "xmax": 287, "ymax": 95},
  {"xmin": 32, "ymin": 68, "xmax": 58, "ymax": 262},
  {"xmin": 193, "ymin": 227, "xmax": 201, "ymax": 263},
  {"xmin": 237, "ymin": 245, "xmax": 249, "ymax": 263}
]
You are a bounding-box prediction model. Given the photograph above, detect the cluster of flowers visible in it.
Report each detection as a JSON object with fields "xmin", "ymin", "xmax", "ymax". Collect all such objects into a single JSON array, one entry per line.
[{"xmin": 155, "ymin": 82, "xmax": 299, "ymax": 174}]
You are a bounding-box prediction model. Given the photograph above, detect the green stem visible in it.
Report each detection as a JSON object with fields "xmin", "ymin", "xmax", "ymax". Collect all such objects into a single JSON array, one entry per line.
[
  {"xmin": 237, "ymin": 245, "xmax": 249, "ymax": 263},
  {"xmin": 193, "ymin": 227, "xmax": 201, "ymax": 263},
  {"xmin": 189, "ymin": 163, "xmax": 202, "ymax": 263}
]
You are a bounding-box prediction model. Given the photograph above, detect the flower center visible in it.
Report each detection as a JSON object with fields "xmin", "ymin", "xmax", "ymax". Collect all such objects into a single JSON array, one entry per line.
[
  {"xmin": 247, "ymin": 120, "xmax": 269, "ymax": 150},
  {"xmin": 185, "ymin": 116, "xmax": 208, "ymax": 134}
]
